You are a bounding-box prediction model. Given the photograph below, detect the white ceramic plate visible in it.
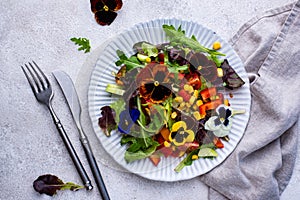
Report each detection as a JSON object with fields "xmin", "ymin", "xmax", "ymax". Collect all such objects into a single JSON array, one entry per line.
[{"xmin": 88, "ymin": 18, "xmax": 251, "ymax": 181}]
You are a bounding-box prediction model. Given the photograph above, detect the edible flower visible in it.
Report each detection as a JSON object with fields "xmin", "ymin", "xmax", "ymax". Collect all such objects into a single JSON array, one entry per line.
[
  {"xmin": 187, "ymin": 52, "xmax": 219, "ymax": 83},
  {"xmin": 136, "ymin": 63, "xmax": 173, "ymax": 103},
  {"xmin": 204, "ymin": 105, "xmax": 233, "ymax": 137},
  {"xmin": 90, "ymin": 0, "xmax": 123, "ymax": 26},
  {"xmin": 118, "ymin": 109, "xmax": 140, "ymax": 134},
  {"xmin": 169, "ymin": 121, "xmax": 195, "ymax": 146}
]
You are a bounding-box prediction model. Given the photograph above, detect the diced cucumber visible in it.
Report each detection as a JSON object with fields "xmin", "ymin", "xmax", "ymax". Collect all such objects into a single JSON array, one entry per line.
[{"xmin": 105, "ymin": 84, "xmax": 125, "ymax": 95}]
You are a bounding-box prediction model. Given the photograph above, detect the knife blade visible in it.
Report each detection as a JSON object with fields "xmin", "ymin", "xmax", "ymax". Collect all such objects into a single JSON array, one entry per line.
[{"xmin": 52, "ymin": 70, "xmax": 110, "ymax": 200}]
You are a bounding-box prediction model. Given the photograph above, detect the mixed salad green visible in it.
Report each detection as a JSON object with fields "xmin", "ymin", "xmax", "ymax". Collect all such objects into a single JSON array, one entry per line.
[{"xmin": 98, "ymin": 24, "xmax": 245, "ymax": 172}]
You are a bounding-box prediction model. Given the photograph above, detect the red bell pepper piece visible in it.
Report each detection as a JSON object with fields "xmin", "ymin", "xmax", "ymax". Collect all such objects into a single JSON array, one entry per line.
[
  {"xmin": 200, "ymin": 87, "xmax": 217, "ymax": 101},
  {"xmin": 199, "ymin": 99, "xmax": 223, "ymax": 116},
  {"xmin": 188, "ymin": 72, "xmax": 202, "ymax": 90}
]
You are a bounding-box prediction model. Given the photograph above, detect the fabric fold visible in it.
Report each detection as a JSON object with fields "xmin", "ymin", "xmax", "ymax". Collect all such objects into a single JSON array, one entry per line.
[{"xmin": 200, "ymin": 1, "xmax": 300, "ymax": 199}]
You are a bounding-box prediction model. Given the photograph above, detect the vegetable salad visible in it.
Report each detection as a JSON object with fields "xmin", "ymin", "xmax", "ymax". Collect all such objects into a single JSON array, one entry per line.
[{"xmin": 98, "ymin": 24, "xmax": 245, "ymax": 172}]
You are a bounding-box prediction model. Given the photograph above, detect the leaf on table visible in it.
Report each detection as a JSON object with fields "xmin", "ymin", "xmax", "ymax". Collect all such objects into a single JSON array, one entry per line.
[
  {"xmin": 33, "ymin": 174, "xmax": 84, "ymax": 196},
  {"xmin": 70, "ymin": 37, "xmax": 91, "ymax": 53}
]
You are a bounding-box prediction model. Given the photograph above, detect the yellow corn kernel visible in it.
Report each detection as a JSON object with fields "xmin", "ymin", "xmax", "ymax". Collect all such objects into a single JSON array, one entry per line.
[
  {"xmin": 189, "ymin": 96, "xmax": 196, "ymax": 105},
  {"xmin": 164, "ymin": 141, "xmax": 171, "ymax": 147},
  {"xmin": 145, "ymin": 57, "xmax": 152, "ymax": 63},
  {"xmin": 183, "ymin": 84, "xmax": 190, "ymax": 91},
  {"xmin": 185, "ymin": 102, "xmax": 191, "ymax": 108},
  {"xmin": 193, "ymin": 90, "xmax": 199, "ymax": 98},
  {"xmin": 193, "ymin": 111, "xmax": 201, "ymax": 120},
  {"xmin": 217, "ymin": 68, "xmax": 223, "ymax": 77},
  {"xmin": 196, "ymin": 100, "xmax": 203, "ymax": 106},
  {"xmin": 193, "ymin": 104, "xmax": 198, "ymax": 111},
  {"xmin": 171, "ymin": 112, "xmax": 177, "ymax": 119},
  {"xmin": 174, "ymin": 96, "xmax": 183, "ymax": 103},
  {"xmin": 224, "ymin": 99, "xmax": 230, "ymax": 106},
  {"xmin": 183, "ymin": 84, "xmax": 193, "ymax": 93},
  {"xmin": 192, "ymin": 155, "xmax": 199, "ymax": 160},
  {"xmin": 178, "ymin": 151, "xmax": 186, "ymax": 157},
  {"xmin": 200, "ymin": 114, "xmax": 206, "ymax": 120},
  {"xmin": 179, "ymin": 102, "xmax": 186, "ymax": 109},
  {"xmin": 213, "ymin": 41, "xmax": 221, "ymax": 50},
  {"xmin": 188, "ymin": 86, "xmax": 194, "ymax": 94}
]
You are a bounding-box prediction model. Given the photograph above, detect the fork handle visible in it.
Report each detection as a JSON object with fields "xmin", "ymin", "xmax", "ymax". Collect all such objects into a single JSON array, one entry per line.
[{"xmin": 49, "ymin": 109, "xmax": 93, "ymax": 190}]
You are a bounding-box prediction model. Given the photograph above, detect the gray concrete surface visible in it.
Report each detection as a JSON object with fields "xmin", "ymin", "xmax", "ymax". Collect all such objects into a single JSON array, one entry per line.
[{"xmin": 0, "ymin": 0, "xmax": 299, "ymax": 199}]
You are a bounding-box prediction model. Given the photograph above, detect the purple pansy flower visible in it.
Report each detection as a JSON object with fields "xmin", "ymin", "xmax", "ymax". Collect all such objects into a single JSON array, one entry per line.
[{"xmin": 118, "ymin": 109, "xmax": 140, "ymax": 134}]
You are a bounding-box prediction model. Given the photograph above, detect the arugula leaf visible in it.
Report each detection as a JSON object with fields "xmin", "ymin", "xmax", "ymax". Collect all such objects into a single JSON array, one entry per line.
[
  {"xmin": 121, "ymin": 135, "xmax": 160, "ymax": 163},
  {"xmin": 110, "ymin": 99, "xmax": 126, "ymax": 124},
  {"xmin": 141, "ymin": 42, "xmax": 158, "ymax": 57},
  {"xmin": 162, "ymin": 25, "xmax": 225, "ymax": 65},
  {"xmin": 115, "ymin": 50, "xmax": 144, "ymax": 71},
  {"xmin": 33, "ymin": 174, "xmax": 84, "ymax": 196},
  {"xmin": 70, "ymin": 37, "xmax": 91, "ymax": 53},
  {"xmin": 174, "ymin": 143, "xmax": 216, "ymax": 172},
  {"xmin": 124, "ymin": 144, "xmax": 158, "ymax": 163}
]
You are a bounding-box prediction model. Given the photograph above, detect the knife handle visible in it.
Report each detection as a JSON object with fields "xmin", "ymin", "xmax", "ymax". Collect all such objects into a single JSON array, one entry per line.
[
  {"xmin": 49, "ymin": 107, "xmax": 93, "ymax": 190},
  {"xmin": 80, "ymin": 137, "xmax": 110, "ymax": 200}
]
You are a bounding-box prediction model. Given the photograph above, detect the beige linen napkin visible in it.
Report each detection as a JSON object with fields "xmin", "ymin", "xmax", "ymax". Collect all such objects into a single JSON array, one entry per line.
[{"xmin": 200, "ymin": 1, "xmax": 300, "ymax": 199}]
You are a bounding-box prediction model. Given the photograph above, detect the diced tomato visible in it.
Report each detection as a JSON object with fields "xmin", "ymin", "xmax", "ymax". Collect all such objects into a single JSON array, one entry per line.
[
  {"xmin": 217, "ymin": 93, "xmax": 224, "ymax": 102},
  {"xmin": 149, "ymin": 154, "xmax": 161, "ymax": 166},
  {"xmin": 160, "ymin": 146, "xmax": 173, "ymax": 157},
  {"xmin": 213, "ymin": 137, "xmax": 224, "ymax": 148},
  {"xmin": 157, "ymin": 53, "xmax": 164, "ymax": 64},
  {"xmin": 178, "ymin": 89, "xmax": 191, "ymax": 101},
  {"xmin": 177, "ymin": 142, "xmax": 199, "ymax": 152}
]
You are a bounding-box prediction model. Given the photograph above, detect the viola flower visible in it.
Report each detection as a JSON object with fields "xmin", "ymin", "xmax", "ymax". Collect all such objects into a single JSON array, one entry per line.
[
  {"xmin": 187, "ymin": 52, "xmax": 220, "ymax": 83},
  {"xmin": 136, "ymin": 63, "xmax": 173, "ymax": 103},
  {"xmin": 90, "ymin": 0, "xmax": 123, "ymax": 26},
  {"xmin": 169, "ymin": 121, "xmax": 195, "ymax": 146},
  {"xmin": 118, "ymin": 109, "xmax": 140, "ymax": 134},
  {"xmin": 204, "ymin": 105, "xmax": 233, "ymax": 137}
]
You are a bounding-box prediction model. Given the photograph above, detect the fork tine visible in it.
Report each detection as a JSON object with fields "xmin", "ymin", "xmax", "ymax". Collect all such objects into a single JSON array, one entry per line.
[
  {"xmin": 25, "ymin": 63, "xmax": 44, "ymax": 92},
  {"xmin": 31, "ymin": 61, "xmax": 51, "ymax": 89},
  {"xmin": 21, "ymin": 64, "xmax": 39, "ymax": 94},
  {"xmin": 29, "ymin": 61, "xmax": 49, "ymax": 91}
]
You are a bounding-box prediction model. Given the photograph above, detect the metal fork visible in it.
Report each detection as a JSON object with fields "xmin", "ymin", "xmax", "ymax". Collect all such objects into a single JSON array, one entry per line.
[{"xmin": 21, "ymin": 61, "xmax": 93, "ymax": 190}]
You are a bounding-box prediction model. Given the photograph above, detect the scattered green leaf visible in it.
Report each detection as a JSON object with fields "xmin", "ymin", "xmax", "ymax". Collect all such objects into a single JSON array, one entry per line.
[{"xmin": 70, "ymin": 37, "xmax": 91, "ymax": 53}]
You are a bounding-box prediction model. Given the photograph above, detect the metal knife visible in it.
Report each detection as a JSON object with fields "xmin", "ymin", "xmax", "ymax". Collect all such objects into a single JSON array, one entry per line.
[{"xmin": 52, "ymin": 70, "xmax": 110, "ymax": 200}]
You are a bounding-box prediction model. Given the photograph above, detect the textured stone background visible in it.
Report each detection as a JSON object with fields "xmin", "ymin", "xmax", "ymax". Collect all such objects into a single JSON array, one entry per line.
[{"xmin": 0, "ymin": 0, "xmax": 299, "ymax": 199}]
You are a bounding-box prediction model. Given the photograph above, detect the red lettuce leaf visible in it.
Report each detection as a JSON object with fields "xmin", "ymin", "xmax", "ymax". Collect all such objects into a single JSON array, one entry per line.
[
  {"xmin": 221, "ymin": 59, "xmax": 245, "ymax": 89},
  {"xmin": 33, "ymin": 174, "xmax": 83, "ymax": 196},
  {"xmin": 98, "ymin": 106, "xmax": 117, "ymax": 136}
]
